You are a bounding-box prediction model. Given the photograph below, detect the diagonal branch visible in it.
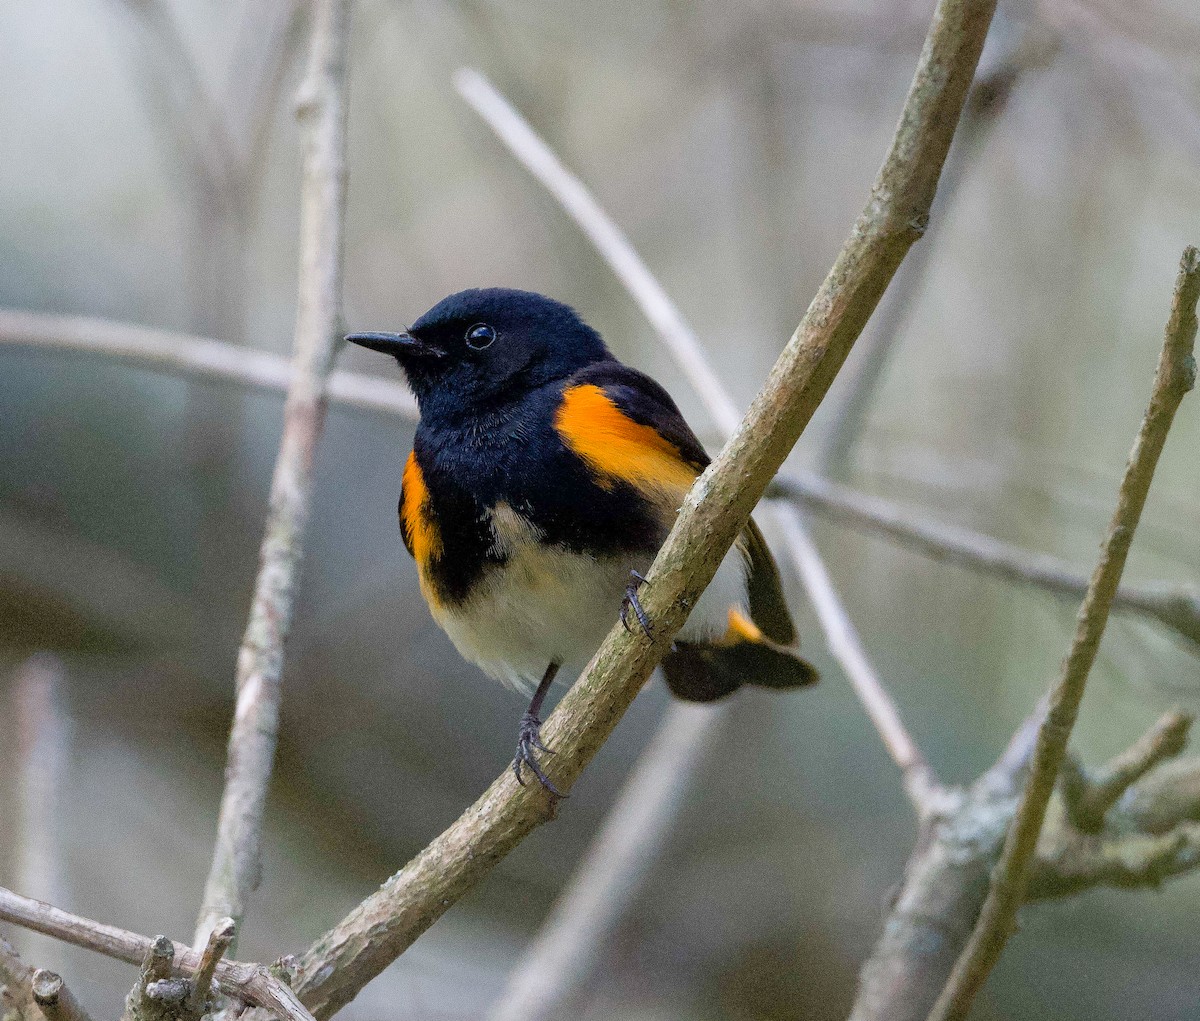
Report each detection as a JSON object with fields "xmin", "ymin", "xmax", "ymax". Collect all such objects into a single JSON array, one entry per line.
[
  {"xmin": 927, "ymin": 245, "xmax": 1199, "ymax": 1021},
  {"xmin": 456, "ymin": 63, "xmax": 936, "ymax": 812},
  {"xmin": 192, "ymin": 0, "xmax": 352, "ymax": 948},
  {"xmin": 456, "ymin": 57, "xmax": 950, "ymax": 1017},
  {"xmin": 290, "ymin": 1, "xmax": 998, "ymax": 1015}
]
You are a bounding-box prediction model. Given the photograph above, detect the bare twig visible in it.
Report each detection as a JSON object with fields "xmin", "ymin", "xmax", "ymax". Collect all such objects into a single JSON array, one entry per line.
[
  {"xmin": 1060, "ymin": 711, "xmax": 1192, "ymax": 832},
  {"xmin": 456, "ymin": 67, "xmax": 741, "ymax": 435},
  {"xmin": 927, "ymin": 246, "xmax": 1199, "ymax": 1021},
  {"xmin": 7, "ymin": 308, "xmax": 1198, "ymax": 651},
  {"xmin": 0, "ymin": 310, "xmax": 418, "ymax": 422},
  {"xmin": 456, "ymin": 66, "xmax": 936, "ymax": 811},
  {"xmin": 1030, "ymin": 712, "xmax": 1200, "ymax": 899},
  {"xmin": 186, "ymin": 918, "xmax": 236, "ymax": 1017},
  {"xmin": 193, "ymin": 0, "xmax": 352, "ymax": 947},
  {"xmin": 1030, "ymin": 821, "xmax": 1200, "ymax": 899},
  {"xmin": 121, "ymin": 936, "xmax": 174, "ymax": 1021},
  {"xmin": 31, "ymin": 971, "xmax": 91, "ymax": 1021},
  {"xmin": 0, "ymin": 889, "xmax": 313, "ymax": 1021},
  {"xmin": 771, "ymin": 473, "xmax": 1200, "ymax": 648},
  {"xmin": 291, "ymin": 2, "xmax": 997, "ymax": 1015},
  {"xmin": 816, "ymin": 9, "xmax": 1053, "ymax": 474},
  {"xmin": 773, "ymin": 512, "xmax": 939, "ymax": 807}
]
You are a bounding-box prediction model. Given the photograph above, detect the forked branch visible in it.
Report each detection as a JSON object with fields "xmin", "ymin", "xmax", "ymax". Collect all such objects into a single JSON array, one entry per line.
[{"xmin": 927, "ymin": 245, "xmax": 1199, "ymax": 1021}]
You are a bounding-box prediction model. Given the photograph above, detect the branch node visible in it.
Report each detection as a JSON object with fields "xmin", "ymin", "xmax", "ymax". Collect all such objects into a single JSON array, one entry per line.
[
  {"xmin": 1060, "ymin": 711, "xmax": 1192, "ymax": 833},
  {"xmin": 31, "ymin": 970, "xmax": 90, "ymax": 1021}
]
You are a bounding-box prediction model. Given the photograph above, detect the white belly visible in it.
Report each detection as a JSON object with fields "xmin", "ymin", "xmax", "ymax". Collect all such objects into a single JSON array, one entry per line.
[{"xmin": 429, "ymin": 505, "xmax": 749, "ymax": 694}]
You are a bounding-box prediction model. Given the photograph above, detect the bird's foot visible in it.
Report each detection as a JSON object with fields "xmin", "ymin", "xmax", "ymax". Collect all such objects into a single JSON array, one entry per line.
[
  {"xmin": 620, "ymin": 569, "xmax": 654, "ymax": 638},
  {"xmin": 512, "ymin": 711, "xmax": 563, "ymax": 797}
]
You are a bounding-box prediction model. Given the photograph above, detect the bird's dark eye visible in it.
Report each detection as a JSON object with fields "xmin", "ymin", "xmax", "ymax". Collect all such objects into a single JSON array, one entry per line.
[{"xmin": 465, "ymin": 323, "xmax": 496, "ymax": 350}]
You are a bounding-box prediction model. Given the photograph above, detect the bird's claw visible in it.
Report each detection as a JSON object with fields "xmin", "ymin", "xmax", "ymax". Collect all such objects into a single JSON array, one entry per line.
[
  {"xmin": 620, "ymin": 569, "xmax": 653, "ymax": 638},
  {"xmin": 512, "ymin": 711, "xmax": 563, "ymax": 797}
]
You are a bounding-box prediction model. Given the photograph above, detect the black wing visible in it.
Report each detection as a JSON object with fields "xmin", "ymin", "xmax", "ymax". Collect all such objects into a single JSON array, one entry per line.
[{"xmin": 571, "ymin": 360, "xmax": 797, "ymax": 646}]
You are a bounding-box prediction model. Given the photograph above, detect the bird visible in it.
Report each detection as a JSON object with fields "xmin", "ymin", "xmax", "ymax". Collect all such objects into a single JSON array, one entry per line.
[{"xmin": 347, "ymin": 287, "xmax": 818, "ymax": 795}]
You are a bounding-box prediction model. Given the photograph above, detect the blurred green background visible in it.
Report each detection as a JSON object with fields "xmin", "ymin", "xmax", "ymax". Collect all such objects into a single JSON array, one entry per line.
[{"xmin": 1, "ymin": 1, "xmax": 1199, "ymax": 1018}]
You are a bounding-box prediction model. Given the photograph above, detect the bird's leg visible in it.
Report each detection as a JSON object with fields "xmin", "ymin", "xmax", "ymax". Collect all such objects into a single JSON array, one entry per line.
[
  {"xmin": 513, "ymin": 661, "xmax": 563, "ymax": 797},
  {"xmin": 620, "ymin": 569, "xmax": 653, "ymax": 638}
]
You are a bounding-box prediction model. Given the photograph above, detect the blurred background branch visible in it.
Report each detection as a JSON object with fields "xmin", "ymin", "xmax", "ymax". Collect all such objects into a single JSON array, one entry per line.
[
  {"xmin": 193, "ymin": 0, "xmax": 352, "ymax": 948},
  {"xmin": 12, "ymin": 656, "xmax": 69, "ymax": 971}
]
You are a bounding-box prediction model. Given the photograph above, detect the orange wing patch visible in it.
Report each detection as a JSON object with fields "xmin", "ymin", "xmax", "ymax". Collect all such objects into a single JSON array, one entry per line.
[
  {"xmin": 401, "ymin": 451, "xmax": 443, "ymax": 569},
  {"xmin": 554, "ymin": 384, "xmax": 699, "ymax": 498}
]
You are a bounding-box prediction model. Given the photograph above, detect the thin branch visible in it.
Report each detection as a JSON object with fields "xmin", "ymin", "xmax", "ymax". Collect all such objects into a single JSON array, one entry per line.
[
  {"xmin": 456, "ymin": 66, "xmax": 936, "ymax": 809},
  {"xmin": 772, "ymin": 474, "xmax": 1200, "ymax": 648},
  {"xmin": 30, "ymin": 971, "xmax": 91, "ymax": 1021},
  {"xmin": 291, "ymin": 2, "xmax": 998, "ymax": 1015},
  {"xmin": 193, "ymin": 0, "xmax": 352, "ymax": 947},
  {"xmin": 773, "ymin": 510, "xmax": 939, "ymax": 807},
  {"xmin": 1030, "ymin": 712, "xmax": 1200, "ymax": 899},
  {"xmin": 10, "ymin": 309, "xmax": 1196, "ymax": 650},
  {"xmin": 0, "ymin": 889, "xmax": 313, "ymax": 1021},
  {"xmin": 456, "ymin": 67, "xmax": 741, "ymax": 436},
  {"xmin": 0, "ymin": 310, "xmax": 418, "ymax": 421},
  {"xmin": 121, "ymin": 935, "xmax": 174, "ymax": 1021},
  {"xmin": 109, "ymin": 0, "xmax": 240, "ymax": 198},
  {"xmin": 485, "ymin": 705, "xmax": 723, "ymax": 1021},
  {"xmin": 1029, "ymin": 821, "xmax": 1200, "ymax": 899},
  {"xmin": 815, "ymin": 8, "xmax": 1052, "ymax": 474},
  {"xmin": 187, "ymin": 918, "xmax": 236, "ymax": 1016},
  {"xmin": 1059, "ymin": 711, "xmax": 1192, "ymax": 832},
  {"xmin": 927, "ymin": 245, "xmax": 1199, "ymax": 1021},
  {"xmin": 1114, "ymin": 754, "xmax": 1200, "ymax": 834}
]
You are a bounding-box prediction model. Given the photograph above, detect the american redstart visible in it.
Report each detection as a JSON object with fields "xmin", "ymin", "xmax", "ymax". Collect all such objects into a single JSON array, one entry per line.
[{"xmin": 348, "ymin": 288, "xmax": 817, "ymax": 795}]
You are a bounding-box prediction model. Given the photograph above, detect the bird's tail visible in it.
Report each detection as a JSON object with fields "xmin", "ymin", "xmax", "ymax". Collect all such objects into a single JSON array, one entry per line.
[{"xmin": 661, "ymin": 609, "xmax": 819, "ymax": 703}]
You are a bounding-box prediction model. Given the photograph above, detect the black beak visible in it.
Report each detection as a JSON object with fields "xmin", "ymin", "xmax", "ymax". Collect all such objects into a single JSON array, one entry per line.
[{"xmin": 345, "ymin": 331, "xmax": 443, "ymax": 358}]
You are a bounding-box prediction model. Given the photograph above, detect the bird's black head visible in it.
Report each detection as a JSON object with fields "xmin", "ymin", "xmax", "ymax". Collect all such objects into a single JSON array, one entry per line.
[{"xmin": 347, "ymin": 288, "xmax": 611, "ymax": 425}]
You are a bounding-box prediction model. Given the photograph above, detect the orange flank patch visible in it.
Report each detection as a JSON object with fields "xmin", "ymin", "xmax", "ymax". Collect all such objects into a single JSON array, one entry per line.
[
  {"xmin": 723, "ymin": 607, "xmax": 766, "ymax": 645},
  {"xmin": 400, "ymin": 451, "xmax": 443, "ymax": 571},
  {"xmin": 554, "ymin": 384, "xmax": 699, "ymax": 497}
]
